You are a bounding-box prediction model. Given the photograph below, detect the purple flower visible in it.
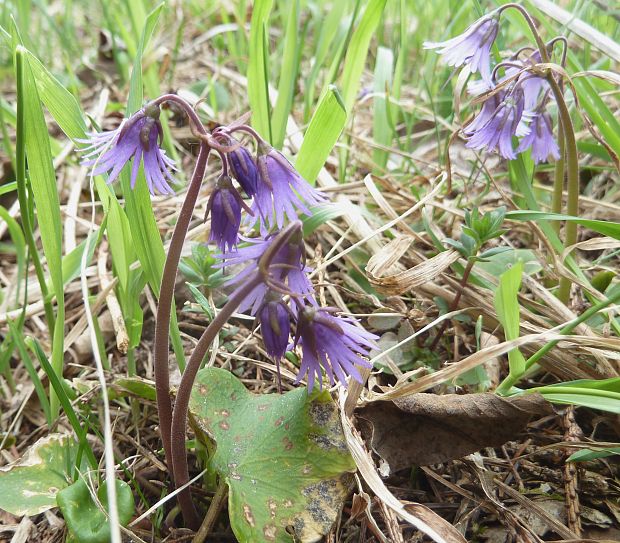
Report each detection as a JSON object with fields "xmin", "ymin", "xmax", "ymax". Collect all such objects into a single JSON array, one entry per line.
[
  {"xmin": 252, "ymin": 143, "xmax": 326, "ymax": 230},
  {"xmin": 424, "ymin": 13, "xmax": 500, "ymax": 84},
  {"xmin": 517, "ymin": 112, "xmax": 560, "ymax": 163},
  {"xmin": 256, "ymin": 293, "xmax": 291, "ymax": 360},
  {"xmin": 79, "ymin": 104, "xmax": 176, "ymax": 195},
  {"xmin": 504, "ymin": 56, "xmax": 547, "ymax": 112},
  {"xmin": 465, "ymin": 89, "xmax": 526, "ymax": 160},
  {"xmin": 469, "ymin": 62, "xmax": 546, "ymax": 113},
  {"xmin": 293, "ymin": 307, "xmax": 377, "ymax": 392},
  {"xmin": 206, "ymin": 176, "xmax": 246, "ymax": 251},
  {"xmin": 228, "ymin": 142, "xmax": 259, "ymax": 197},
  {"xmin": 463, "ymin": 91, "xmax": 503, "ymax": 136},
  {"xmin": 216, "ymin": 230, "xmax": 315, "ymax": 314}
]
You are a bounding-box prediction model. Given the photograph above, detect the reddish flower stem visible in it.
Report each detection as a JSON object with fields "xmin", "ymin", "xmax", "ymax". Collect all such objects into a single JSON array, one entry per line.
[
  {"xmin": 170, "ymin": 221, "xmax": 303, "ymax": 529},
  {"xmin": 154, "ymin": 142, "xmax": 210, "ymax": 479},
  {"xmin": 152, "ymin": 94, "xmax": 208, "ymax": 136},
  {"xmin": 429, "ymin": 258, "xmax": 476, "ymax": 351},
  {"xmin": 171, "ymin": 272, "xmax": 263, "ymax": 529}
]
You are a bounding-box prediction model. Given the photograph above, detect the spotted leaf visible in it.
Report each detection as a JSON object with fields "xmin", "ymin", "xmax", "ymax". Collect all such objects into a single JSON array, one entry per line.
[
  {"xmin": 189, "ymin": 368, "xmax": 356, "ymax": 542},
  {"xmin": 0, "ymin": 433, "xmax": 81, "ymax": 516}
]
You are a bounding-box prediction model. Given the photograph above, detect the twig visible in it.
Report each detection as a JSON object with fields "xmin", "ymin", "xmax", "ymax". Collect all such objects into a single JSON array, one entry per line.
[
  {"xmin": 562, "ymin": 406, "xmax": 583, "ymax": 536},
  {"xmin": 192, "ymin": 483, "xmax": 228, "ymax": 543},
  {"xmin": 429, "ymin": 258, "xmax": 475, "ymax": 350}
]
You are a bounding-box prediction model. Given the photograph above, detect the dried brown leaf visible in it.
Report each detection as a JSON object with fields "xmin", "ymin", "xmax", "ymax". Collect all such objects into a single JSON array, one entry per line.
[
  {"xmin": 358, "ymin": 393, "xmax": 552, "ymax": 470},
  {"xmin": 339, "ymin": 394, "xmax": 466, "ymax": 543},
  {"xmin": 366, "ymin": 237, "xmax": 459, "ymax": 295}
]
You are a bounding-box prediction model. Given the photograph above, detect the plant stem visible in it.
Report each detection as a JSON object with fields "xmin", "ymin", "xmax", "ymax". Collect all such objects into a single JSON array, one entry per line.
[
  {"xmin": 154, "ymin": 142, "xmax": 209, "ymax": 476},
  {"xmin": 548, "ymin": 76, "xmax": 580, "ymax": 304},
  {"xmin": 500, "ymin": 4, "xmax": 550, "ymax": 64},
  {"xmin": 168, "ymin": 221, "xmax": 302, "ymax": 529},
  {"xmin": 496, "ymin": 286, "xmax": 620, "ymax": 394},
  {"xmin": 551, "ymin": 126, "xmax": 565, "ymax": 233},
  {"xmin": 171, "ymin": 273, "xmax": 263, "ymax": 530},
  {"xmin": 502, "ymin": 3, "xmax": 580, "ymax": 304},
  {"xmin": 152, "ymin": 94, "xmax": 208, "ymax": 136},
  {"xmin": 429, "ymin": 257, "xmax": 476, "ymax": 350},
  {"xmin": 192, "ymin": 482, "xmax": 228, "ymax": 543}
]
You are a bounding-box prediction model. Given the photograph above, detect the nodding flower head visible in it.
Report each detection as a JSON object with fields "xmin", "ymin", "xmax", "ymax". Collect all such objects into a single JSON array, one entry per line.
[
  {"xmin": 293, "ymin": 306, "xmax": 377, "ymax": 392},
  {"xmin": 424, "ymin": 12, "xmax": 500, "ymax": 84},
  {"xmin": 256, "ymin": 292, "xmax": 292, "ymax": 361},
  {"xmin": 79, "ymin": 103, "xmax": 177, "ymax": 195},
  {"xmin": 206, "ymin": 175, "xmax": 248, "ymax": 251},
  {"xmin": 469, "ymin": 54, "xmax": 546, "ymax": 112},
  {"xmin": 465, "ymin": 88, "xmax": 526, "ymax": 160},
  {"xmin": 227, "ymin": 141, "xmax": 259, "ymax": 197},
  {"xmin": 517, "ymin": 111, "xmax": 560, "ymax": 164},
  {"xmin": 503, "ymin": 52, "xmax": 547, "ymax": 112},
  {"xmin": 215, "ymin": 227, "xmax": 316, "ymax": 314},
  {"xmin": 252, "ymin": 142, "xmax": 326, "ymax": 230},
  {"xmin": 463, "ymin": 91, "xmax": 504, "ymax": 136}
]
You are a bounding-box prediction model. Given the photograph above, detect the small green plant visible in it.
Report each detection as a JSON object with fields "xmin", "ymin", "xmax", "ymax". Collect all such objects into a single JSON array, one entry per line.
[{"xmin": 430, "ymin": 206, "xmax": 508, "ymax": 349}]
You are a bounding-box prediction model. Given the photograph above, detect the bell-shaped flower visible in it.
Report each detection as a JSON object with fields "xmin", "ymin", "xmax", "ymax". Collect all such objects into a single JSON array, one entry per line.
[
  {"xmin": 79, "ymin": 103, "xmax": 176, "ymax": 195},
  {"xmin": 424, "ymin": 13, "xmax": 500, "ymax": 84},
  {"xmin": 256, "ymin": 292, "xmax": 292, "ymax": 361},
  {"xmin": 206, "ymin": 175, "xmax": 250, "ymax": 251},
  {"xmin": 251, "ymin": 143, "xmax": 326, "ymax": 230},
  {"xmin": 465, "ymin": 88, "xmax": 526, "ymax": 159},
  {"xmin": 215, "ymin": 229, "xmax": 316, "ymax": 314},
  {"xmin": 293, "ymin": 306, "xmax": 377, "ymax": 392},
  {"xmin": 517, "ymin": 111, "xmax": 560, "ymax": 163},
  {"xmin": 228, "ymin": 141, "xmax": 259, "ymax": 197}
]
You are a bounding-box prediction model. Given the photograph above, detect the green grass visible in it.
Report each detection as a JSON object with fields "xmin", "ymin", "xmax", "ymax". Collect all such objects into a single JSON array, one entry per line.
[{"xmin": 0, "ymin": 0, "xmax": 618, "ymax": 540}]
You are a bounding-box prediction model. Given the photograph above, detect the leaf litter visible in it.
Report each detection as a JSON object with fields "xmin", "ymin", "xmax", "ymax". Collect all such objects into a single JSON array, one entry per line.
[{"xmin": 0, "ymin": 3, "xmax": 619, "ymax": 543}]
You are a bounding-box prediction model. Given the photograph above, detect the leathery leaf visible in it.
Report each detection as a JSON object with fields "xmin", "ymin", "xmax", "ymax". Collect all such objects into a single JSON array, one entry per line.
[
  {"xmin": 0, "ymin": 433, "xmax": 81, "ymax": 515},
  {"xmin": 189, "ymin": 368, "xmax": 356, "ymax": 543}
]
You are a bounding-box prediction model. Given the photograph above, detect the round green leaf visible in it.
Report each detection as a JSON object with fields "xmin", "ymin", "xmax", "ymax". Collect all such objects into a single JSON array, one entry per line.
[
  {"xmin": 189, "ymin": 368, "xmax": 356, "ymax": 543},
  {"xmin": 57, "ymin": 478, "xmax": 135, "ymax": 543},
  {"xmin": 0, "ymin": 433, "xmax": 80, "ymax": 516}
]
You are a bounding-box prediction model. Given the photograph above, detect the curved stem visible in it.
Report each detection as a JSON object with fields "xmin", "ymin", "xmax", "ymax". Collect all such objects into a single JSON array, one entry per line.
[
  {"xmin": 151, "ymin": 94, "xmax": 208, "ymax": 136},
  {"xmin": 547, "ymin": 75, "xmax": 579, "ymax": 304},
  {"xmin": 169, "ymin": 220, "xmax": 303, "ymax": 529},
  {"xmin": 154, "ymin": 142, "xmax": 210, "ymax": 477},
  {"xmin": 548, "ymin": 36, "xmax": 568, "ymax": 67},
  {"xmin": 216, "ymin": 148, "xmax": 228, "ymax": 177},
  {"xmin": 226, "ymin": 124, "xmax": 265, "ymax": 145},
  {"xmin": 499, "ymin": 4, "xmax": 550, "ymax": 64},
  {"xmin": 551, "ymin": 125, "xmax": 566, "ymax": 233},
  {"xmin": 550, "ymin": 35, "xmax": 568, "ymax": 237},
  {"xmin": 171, "ymin": 273, "xmax": 264, "ymax": 530},
  {"xmin": 502, "ymin": 4, "xmax": 579, "ymax": 304}
]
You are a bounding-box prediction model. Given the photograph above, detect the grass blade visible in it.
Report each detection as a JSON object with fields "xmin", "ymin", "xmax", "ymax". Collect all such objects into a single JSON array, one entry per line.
[
  {"xmin": 8, "ymin": 320, "xmax": 51, "ymax": 424},
  {"xmin": 507, "ymin": 210, "xmax": 620, "ymax": 241},
  {"xmin": 296, "ymin": 85, "xmax": 347, "ymax": 184},
  {"xmin": 17, "ymin": 46, "xmax": 65, "ymax": 419},
  {"xmin": 247, "ymin": 0, "xmax": 274, "ymax": 141},
  {"xmin": 372, "ymin": 45, "xmax": 394, "ymax": 170},
  {"xmin": 26, "ymin": 336, "xmax": 97, "ymax": 470},
  {"xmin": 494, "ymin": 261, "xmax": 526, "ymax": 381},
  {"xmin": 340, "ymin": 0, "xmax": 387, "ymax": 112},
  {"xmin": 122, "ymin": 3, "xmax": 185, "ymax": 368},
  {"xmin": 271, "ymin": 0, "xmax": 300, "ymax": 149}
]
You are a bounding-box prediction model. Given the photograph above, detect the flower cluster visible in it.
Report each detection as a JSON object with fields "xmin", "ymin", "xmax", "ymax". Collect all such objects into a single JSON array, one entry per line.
[
  {"xmin": 217, "ymin": 229, "xmax": 377, "ymax": 392},
  {"xmin": 425, "ymin": 11, "xmax": 560, "ymax": 163},
  {"xmin": 80, "ymin": 98, "xmax": 376, "ymax": 392}
]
